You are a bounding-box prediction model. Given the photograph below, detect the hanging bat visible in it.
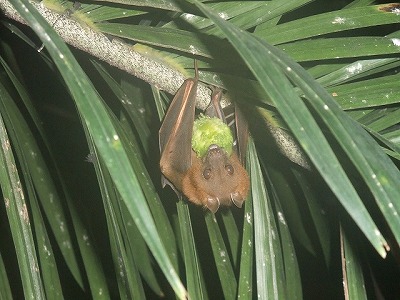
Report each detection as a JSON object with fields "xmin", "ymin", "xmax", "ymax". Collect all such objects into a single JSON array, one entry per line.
[{"xmin": 159, "ymin": 67, "xmax": 250, "ymax": 213}]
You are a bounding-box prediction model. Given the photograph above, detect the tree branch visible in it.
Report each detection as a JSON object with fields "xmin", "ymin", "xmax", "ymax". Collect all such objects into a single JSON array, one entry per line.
[
  {"xmin": 0, "ymin": 0, "xmax": 310, "ymax": 169},
  {"xmin": 0, "ymin": 0, "xmax": 214, "ymax": 110}
]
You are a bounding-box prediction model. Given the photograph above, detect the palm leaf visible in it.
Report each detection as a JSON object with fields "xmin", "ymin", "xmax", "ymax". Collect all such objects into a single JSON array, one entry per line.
[
  {"xmin": 5, "ymin": 0, "xmax": 186, "ymax": 298},
  {"xmin": 1, "ymin": 0, "xmax": 399, "ymax": 298}
]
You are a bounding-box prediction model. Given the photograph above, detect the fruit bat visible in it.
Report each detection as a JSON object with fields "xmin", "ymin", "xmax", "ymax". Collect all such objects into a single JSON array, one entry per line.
[{"xmin": 159, "ymin": 69, "xmax": 250, "ymax": 213}]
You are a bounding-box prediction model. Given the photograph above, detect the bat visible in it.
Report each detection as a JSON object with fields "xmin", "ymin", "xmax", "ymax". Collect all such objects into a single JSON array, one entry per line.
[{"xmin": 159, "ymin": 66, "xmax": 250, "ymax": 213}]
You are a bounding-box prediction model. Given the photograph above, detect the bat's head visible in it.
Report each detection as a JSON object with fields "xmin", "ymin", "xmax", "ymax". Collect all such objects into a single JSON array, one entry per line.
[{"xmin": 182, "ymin": 144, "xmax": 250, "ymax": 213}]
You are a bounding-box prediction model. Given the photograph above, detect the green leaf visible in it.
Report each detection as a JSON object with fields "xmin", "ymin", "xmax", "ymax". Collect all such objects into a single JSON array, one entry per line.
[
  {"xmin": 83, "ymin": 0, "xmax": 183, "ymax": 12},
  {"xmin": 278, "ymin": 37, "xmax": 400, "ymax": 62},
  {"xmin": 78, "ymin": 4, "xmax": 145, "ymax": 22},
  {"xmin": 205, "ymin": 213, "xmax": 237, "ymax": 300},
  {"xmin": 0, "ymin": 62, "xmax": 84, "ymax": 288},
  {"xmin": 237, "ymin": 186, "xmax": 253, "ymax": 300},
  {"xmin": 95, "ymin": 23, "xmax": 217, "ymax": 58},
  {"xmin": 316, "ymin": 58, "xmax": 400, "ymax": 88},
  {"xmin": 85, "ymin": 131, "xmax": 145, "ymax": 299},
  {"xmin": 7, "ymin": 0, "xmax": 186, "ymax": 298},
  {"xmin": 273, "ymin": 195, "xmax": 302, "ymax": 300},
  {"xmin": 204, "ymin": 0, "xmax": 313, "ymax": 36},
  {"xmin": 248, "ymin": 140, "xmax": 285, "ymax": 299},
  {"xmin": 268, "ymin": 166, "xmax": 315, "ymax": 255},
  {"xmin": 341, "ymin": 227, "xmax": 368, "ymax": 299},
  {"xmin": 0, "ymin": 253, "xmax": 12, "ymax": 299},
  {"xmin": 90, "ymin": 60, "xmax": 151, "ymax": 153},
  {"xmin": 0, "ymin": 108, "xmax": 45, "ymax": 298},
  {"xmin": 367, "ymin": 108, "xmax": 400, "ymax": 133},
  {"xmin": 165, "ymin": 1, "xmax": 275, "ymax": 31},
  {"xmin": 90, "ymin": 79, "xmax": 179, "ymax": 296},
  {"xmin": 257, "ymin": 4, "xmax": 400, "ymax": 44},
  {"xmin": 220, "ymin": 210, "xmax": 239, "ymax": 267},
  {"xmin": 177, "ymin": 202, "xmax": 208, "ymax": 300},
  {"xmin": 1, "ymin": 46, "xmax": 107, "ymax": 296},
  {"xmin": 26, "ymin": 187, "xmax": 63, "ymax": 299},
  {"xmin": 3, "ymin": 0, "xmax": 400, "ymax": 298},
  {"xmin": 345, "ymin": 0, "xmax": 375, "ymax": 9},
  {"xmin": 191, "ymin": 0, "xmax": 396, "ymax": 257},
  {"xmin": 293, "ymin": 169, "xmax": 331, "ymax": 265},
  {"xmin": 329, "ymin": 73, "xmax": 400, "ymax": 110}
]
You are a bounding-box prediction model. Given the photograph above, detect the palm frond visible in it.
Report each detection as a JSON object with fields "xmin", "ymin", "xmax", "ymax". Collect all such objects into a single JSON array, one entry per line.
[{"xmin": 1, "ymin": 0, "xmax": 399, "ymax": 298}]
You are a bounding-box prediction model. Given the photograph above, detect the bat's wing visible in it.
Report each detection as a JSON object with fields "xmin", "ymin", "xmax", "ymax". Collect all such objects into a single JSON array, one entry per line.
[
  {"xmin": 159, "ymin": 78, "xmax": 198, "ymax": 191},
  {"xmin": 234, "ymin": 105, "xmax": 249, "ymax": 164}
]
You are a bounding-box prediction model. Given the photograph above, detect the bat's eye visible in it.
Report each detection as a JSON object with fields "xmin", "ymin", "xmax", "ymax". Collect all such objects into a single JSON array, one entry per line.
[
  {"xmin": 225, "ymin": 164, "xmax": 234, "ymax": 175},
  {"xmin": 203, "ymin": 168, "xmax": 212, "ymax": 180}
]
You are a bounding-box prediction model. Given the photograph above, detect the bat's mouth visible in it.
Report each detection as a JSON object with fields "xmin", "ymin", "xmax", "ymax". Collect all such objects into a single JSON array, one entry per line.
[{"xmin": 204, "ymin": 144, "xmax": 231, "ymax": 165}]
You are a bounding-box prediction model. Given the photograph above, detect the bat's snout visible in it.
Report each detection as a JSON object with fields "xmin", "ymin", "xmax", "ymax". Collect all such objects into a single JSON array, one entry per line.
[
  {"xmin": 206, "ymin": 144, "xmax": 226, "ymax": 157},
  {"xmin": 208, "ymin": 144, "xmax": 221, "ymax": 151}
]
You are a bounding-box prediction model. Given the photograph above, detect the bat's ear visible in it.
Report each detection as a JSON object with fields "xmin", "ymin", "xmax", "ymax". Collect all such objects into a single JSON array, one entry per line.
[
  {"xmin": 231, "ymin": 192, "xmax": 244, "ymax": 208},
  {"xmin": 206, "ymin": 197, "xmax": 220, "ymax": 213}
]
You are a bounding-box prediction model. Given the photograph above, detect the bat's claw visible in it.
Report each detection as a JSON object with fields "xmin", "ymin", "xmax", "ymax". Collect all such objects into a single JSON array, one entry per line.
[
  {"xmin": 231, "ymin": 192, "xmax": 244, "ymax": 208},
  {"xmin": 206, "ymin": 197, "xmax": 220, "ymax": 213}
]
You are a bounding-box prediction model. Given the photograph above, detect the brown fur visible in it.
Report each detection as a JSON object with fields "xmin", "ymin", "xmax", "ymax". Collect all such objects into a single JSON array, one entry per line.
[
  {"xmin": 159, "ymin": 65, "xmax": 250, "ymax": 213},
  {"xmin": 181, "ymin": 150, "xmax": 249, "ymax": 212}
]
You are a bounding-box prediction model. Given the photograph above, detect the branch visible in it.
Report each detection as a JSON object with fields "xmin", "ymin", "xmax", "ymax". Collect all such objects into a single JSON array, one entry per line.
[
  {"xmin": 0, "ymin": 0, "xmax": 214, "ymax": 110},
  {"xmin": 0, "ymin": 0, "xmax": 310, "ymax": 169}
]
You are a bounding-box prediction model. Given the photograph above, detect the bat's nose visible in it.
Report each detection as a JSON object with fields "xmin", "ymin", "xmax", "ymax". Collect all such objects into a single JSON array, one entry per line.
[
  {"xmin": 208, "ymin": 144, "xmax": 219, "ymax": 150},
  {"xmin": 207, "ymin": 144, "xmax": 223, "ymax": 155}
]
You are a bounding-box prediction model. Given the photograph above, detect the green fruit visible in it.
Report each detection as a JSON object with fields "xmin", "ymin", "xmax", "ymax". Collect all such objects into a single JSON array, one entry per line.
[{"xmin": 191, "ymin": 115, "xmax": 233, "ymax": 158}]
